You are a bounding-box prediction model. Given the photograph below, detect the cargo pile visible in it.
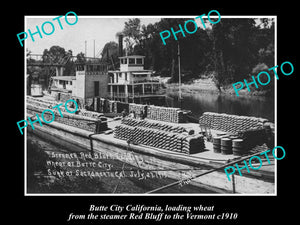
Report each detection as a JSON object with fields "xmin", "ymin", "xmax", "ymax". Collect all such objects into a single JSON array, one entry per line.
[
  {"xmin": 80, "ymin": 110, "xmax": 104, "ymax": 119},
  {"xmin": 84, "ymin": 97, "xmax": 188, "ymax": 124},
  {"xmin": 27, "ymin": 96, "xmax": 104, "ymax": 119},
  {"xmin": 26, "ymin": 103, "xmax": 98, "ymax": 132},
  {"xmin": 147, "ymin": 106, "xmax": 186, "ymax": 123},
  {"xmin": 129, "ymin": 103, "xmax": 147, "ymax": 114},
  {"xmin": 238, "ymin": 128, "xmax": 267, "ymax": 150},
  {"xmin": 115, "ymin": 102, "xmax": 129, "ymax": 113},
  {"xmin": 184, "ymin": 135, "xmax": 206, "ymax": 154},
  {"xmin": 108, "ymin": 100, "xmax": 130, "ymax": 114},
  {"xmin": 199, "ymin": 112, "xmax": 268, "ymax": 134},
  {"xmin": 26, "ymin": 97, "xmax": 109, "ymax": 133},
  {"xmin": 121, "ymin": 118, "xmax": 187, "ymax": 133},
  {"xmin": 27, "ymin": 96, "xmax": 57, "ymax": 109},
  {"xmin": 114, "ymin": 118, "xmax": 205, "ymax": 154},
  {"xmin": 27, "ymin": 96, "xmax": 72, "ymax": 114},
  {"xmin": 113, "ymin": 124, "xmax": 135, "ymax": 141}
]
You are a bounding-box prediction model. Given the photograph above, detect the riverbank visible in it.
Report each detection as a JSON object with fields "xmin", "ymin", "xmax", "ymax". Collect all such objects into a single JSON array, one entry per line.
[
  {"xmin": 163, "ymin": 77, "xmax": 275, "ymax": 122},
  {"xmin": 165, "ymin": 78, "xmax": 273, "ymax": 98}
]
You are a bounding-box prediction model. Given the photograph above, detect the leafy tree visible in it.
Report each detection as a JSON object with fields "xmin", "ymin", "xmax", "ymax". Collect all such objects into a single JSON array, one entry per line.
[
  {"xmin": 42, "ymin": 46, "xmax": 67, "ymax": 63},
  {"xmin": 100, "ymin": 41, "xmax": 119, "ymax": 70},
  {"xmin": 122, "ymin": 18, "xmax": 142, "ymax": 55},
  {"xmin": 41, "ymin": 46, "xmax": 74, "ymax": 75},
  {"xmin": 115, "ymin": 17, "xmax": 274, "ymax": 94},
  {"xmin": 209, "ymin": 18, "xmax": 275, "ymax": 91},
  {"xmin": 75, "ymin": 52, "xmax": 86, "ymax": 64}
]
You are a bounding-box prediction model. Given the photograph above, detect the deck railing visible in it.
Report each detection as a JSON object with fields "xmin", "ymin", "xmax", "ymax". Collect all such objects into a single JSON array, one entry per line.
[{"xmin": 109, "ymin": 91, "xmax": 165, "ymax": 98}]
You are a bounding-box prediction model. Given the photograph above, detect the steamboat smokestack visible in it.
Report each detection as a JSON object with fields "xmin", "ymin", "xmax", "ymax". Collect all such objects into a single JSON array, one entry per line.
[{"xmin": 118, "ymin": 34, "xmax": 123, "ymax": 57}]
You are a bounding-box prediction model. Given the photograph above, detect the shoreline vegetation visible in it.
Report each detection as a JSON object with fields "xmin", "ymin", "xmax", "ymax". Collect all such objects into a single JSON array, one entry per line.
[
  {"xmin": 164, "ymin": 77, "xmax": 274, "ymax": 98},
  {"xmin": 27, "ymin": 18, "xmax": 275, "ymax": 101},
  {"xmin": 28, "ymin": 18, "xmax": 275, "ymax": 94}
]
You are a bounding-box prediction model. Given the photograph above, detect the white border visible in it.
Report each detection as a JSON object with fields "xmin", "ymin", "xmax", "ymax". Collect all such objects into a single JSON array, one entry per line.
[{"xmin": 24, "ymin": 15, "xmax": 277, "ymax": 196}]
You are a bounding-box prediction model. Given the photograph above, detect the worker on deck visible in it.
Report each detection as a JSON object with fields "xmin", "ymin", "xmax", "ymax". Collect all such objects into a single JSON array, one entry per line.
[
  {"xmin": 139, "ymin": 110, "xmax": 145, "ymax": 120},
  {"xmin": 121, "ymin": 109, "xmax": 128, "ymax": 118}
]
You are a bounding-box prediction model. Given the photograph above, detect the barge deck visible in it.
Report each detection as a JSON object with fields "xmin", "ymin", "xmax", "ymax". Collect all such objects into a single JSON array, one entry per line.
[
  {"xmin": 27, "ymin": 118, "xmax": 275, "ymax": 194},
  {"xmin": 26, "ymin": 96, "xmax": 275, "ymax": 194}
]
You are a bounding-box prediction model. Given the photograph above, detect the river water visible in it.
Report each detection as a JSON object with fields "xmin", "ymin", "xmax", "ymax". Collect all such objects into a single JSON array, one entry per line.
[{"xmin": 166, "ymin": 92, "xmax": 275, "ymax": 122}]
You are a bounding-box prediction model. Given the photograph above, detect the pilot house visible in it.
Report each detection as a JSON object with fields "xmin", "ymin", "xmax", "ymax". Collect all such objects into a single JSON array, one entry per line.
[{"xmin": 108, "ymin": 55, "xmax": 163, "ymax": 103}]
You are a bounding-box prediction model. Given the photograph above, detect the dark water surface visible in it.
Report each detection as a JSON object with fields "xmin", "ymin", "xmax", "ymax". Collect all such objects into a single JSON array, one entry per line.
[{"xmin": 166, "ymin": 92, "xmax": 275, "ymax": 122}]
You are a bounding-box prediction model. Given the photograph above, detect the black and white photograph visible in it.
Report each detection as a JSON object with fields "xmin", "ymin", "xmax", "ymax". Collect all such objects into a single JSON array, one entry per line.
[
  {"xmin": 24, "ymin": 15, "xmax": 276, "ymax": 195},
  {"xmin": 14, "ymin": 6, "xmax": 298, "ymax": 224}
]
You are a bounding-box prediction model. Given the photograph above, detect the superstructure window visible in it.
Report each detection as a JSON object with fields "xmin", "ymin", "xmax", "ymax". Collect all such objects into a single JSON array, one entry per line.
[
  {"xmin": 121, "ymin": 58, "xmax": 128, "ymax": 64},
  {"xmin": 129, "ymin": 58, "xmax": 135, "ymax": 64},
  {"xmin": 136, "ymin": 58, "xmax": 143, "ymax": 64},
  {"xmin": 76, "ymin": 65, "xmax": 84, "ymax": 71}
]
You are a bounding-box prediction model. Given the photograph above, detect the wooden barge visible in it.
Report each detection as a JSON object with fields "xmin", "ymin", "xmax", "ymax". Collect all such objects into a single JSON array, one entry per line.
[{"xmin": 26, "ymin": 96, "xmax": 275, "ymax": 194}]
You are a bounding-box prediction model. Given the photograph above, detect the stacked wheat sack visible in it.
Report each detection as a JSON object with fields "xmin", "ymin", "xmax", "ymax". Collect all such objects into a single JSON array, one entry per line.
[
  {"xmin": 79, "ymin": 110, "xmax": 104, "ymax": 119},
  {"xmin": 115, "ymin": 101, "xmax": 129, "ymax": 113},
  {"xmin": 147, "ymin": 106, "xmax": 185, "ymax": 123},
  {"xmin": 199, "ymin": 112, "xmax": 268, "ymax": 134},
  {"xmin": 26, "ymin": 97, "xmax": 109, "ymax": 132},
  {"xmin": 121, "ymin": 118, "xmax": 187, "ymax": 133},
  {"xmin": 113, "ymin": 124, "xmax": 136, "ymax": 141},
  {"xmin": 26, "ymin": 103, "xmax": 99, "ymax": 132},
  {"xmin": 129, "ymin": 103, "xmax": 147, "ymax": 113},
  {"xmin": 114, "ymin": 118, "xmax": 205, "ymax": 154}
]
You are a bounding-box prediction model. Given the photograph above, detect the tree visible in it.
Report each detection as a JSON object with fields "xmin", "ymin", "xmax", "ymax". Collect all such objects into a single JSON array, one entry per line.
[
  {"xmin": 41, "ymin": 46, "xmax": 74, "ymax": 75},
  {"xmin": 122, "ymin": 18, "xmax": 142, "ymax": 54},
  {"xmin": 75, "ymin": 52, "xmax": 86, "ymax": 64},
  {"xmin": 39, "ymin": 46, "xmax": 75, "ymax": 90},
  {"xmin": 210, "ymin": 18, "xmax": 258, "ymax": 88},
  {"xmin": 64, "ymin": 49, "xmax": 74, "ymax": 76},
  {"xmin": 114, "ymin": 17, "xmax": 274, "ymax": 95},
  {"xmin": 100, "ymin": 41, "xmax": 119, "ymax": 70},
  {"xmin": 154, "ymin": 18, "xmax": 188, "ymax": 81},
  {"xmin": 42, "ymin": 46, "xmax": 67, "ymax": 63}
]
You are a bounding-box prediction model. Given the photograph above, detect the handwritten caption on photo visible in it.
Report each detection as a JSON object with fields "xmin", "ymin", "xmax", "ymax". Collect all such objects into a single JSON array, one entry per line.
[{"xmin": 46, "ymin": 151, "xmax": 168, "ymax": 180}]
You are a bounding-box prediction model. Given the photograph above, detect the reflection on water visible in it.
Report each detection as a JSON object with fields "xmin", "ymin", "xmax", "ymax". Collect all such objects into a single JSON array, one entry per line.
[{"xmin": 166, "ymin": 92, "xmax": 275, "ymax": 122}]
